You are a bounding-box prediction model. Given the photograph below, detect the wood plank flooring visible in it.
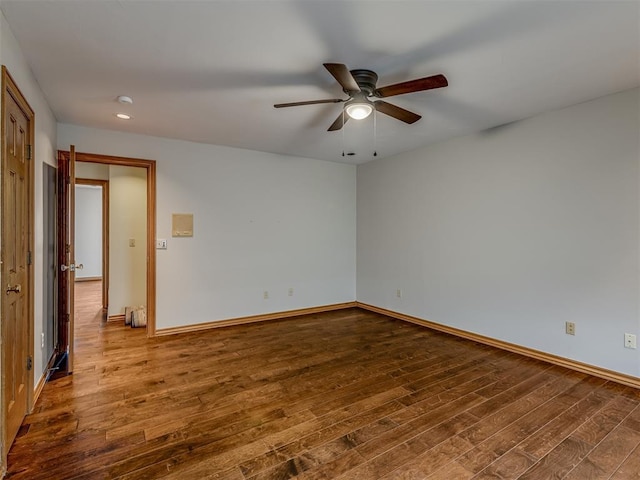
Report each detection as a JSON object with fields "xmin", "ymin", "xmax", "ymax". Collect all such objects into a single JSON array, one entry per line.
[{"xmin": 6, "ymin": 280, "xmax": 640, "ymax": 479}]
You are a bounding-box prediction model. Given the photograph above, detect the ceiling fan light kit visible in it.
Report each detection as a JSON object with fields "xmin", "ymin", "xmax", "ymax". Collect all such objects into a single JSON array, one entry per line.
[
  {"xmin": 274, "ymin": 63, "xmax": 448, "ymax": 131},
  {"xmin": 345, "ymin": 101, "xmax": 373, "ymax": 120}
]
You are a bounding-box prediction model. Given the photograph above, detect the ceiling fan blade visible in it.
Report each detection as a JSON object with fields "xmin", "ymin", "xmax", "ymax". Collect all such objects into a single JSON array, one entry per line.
[
  {"xmin": 375, "ymin": 101, "xmax": 421, "ymax": 124},
  {"xmin": 274, "ymin": 99, "xmax": 344, "ymax": 108},
  {"xmin": 323, "ymin": 63, "xmax": 360, "ymax": 93},
  {"xmin": 327, "ymin": 111, "xmax": 349, "ymax": 131},
  {"xmin": 375, "ymin": 74, "xmax": 448, "ymax": 98}
]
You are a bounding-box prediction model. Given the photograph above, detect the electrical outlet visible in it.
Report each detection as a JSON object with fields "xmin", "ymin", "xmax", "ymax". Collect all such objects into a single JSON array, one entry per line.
[
  {"xmin": 565, "ymin": 322, "xmax": 575, "ymax": 335},
  {"xmin": 156, "ymin": 239, "xmax": 167, "ymax": 249},
  {"xmin": 263, "ymin": 290, "xmax": 269, "ymax": 300},
  {"xmin": 288, "ymin": 288, "xmax": 294, "ymax": 296},
  {"xmin": 396, "ymin": 289, "xmax": 402, "ymax": 298},
  {"xmin": 129, "ymin": 238, "xmax": 136, "ymax": 247},
  {"xmin": 624, "ymin": 333, "xmax": 637, "ymax": 349}
]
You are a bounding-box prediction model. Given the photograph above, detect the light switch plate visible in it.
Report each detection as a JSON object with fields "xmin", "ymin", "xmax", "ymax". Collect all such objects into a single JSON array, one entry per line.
[{"xmin": 156, "ymin": 239, "xmax": 167, "ymax": 249}]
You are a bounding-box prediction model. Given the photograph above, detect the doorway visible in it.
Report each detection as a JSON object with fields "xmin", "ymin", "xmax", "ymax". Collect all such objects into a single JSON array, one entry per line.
[
  {"xmin": 75, "ymin": 178, "xmax": 109, "ymax": 310},
  {"xmin": 56, "ymin": 150, "xmax": 157, "ymax": 353}
]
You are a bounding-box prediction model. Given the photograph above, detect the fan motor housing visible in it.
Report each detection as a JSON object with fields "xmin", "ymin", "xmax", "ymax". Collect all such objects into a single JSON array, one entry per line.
[{"xmin": 349, "ymin": 69, "xmax": 378, "ymax": 96}]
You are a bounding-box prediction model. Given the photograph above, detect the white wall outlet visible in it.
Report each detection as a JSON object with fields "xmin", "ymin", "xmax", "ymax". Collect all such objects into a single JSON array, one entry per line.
[
  {"xmin": 396, "ymin": 289, "xmax": 402, "ymax": 298},
  {"xmin": 624, "ymin": 333, "xmax": 637, "ymax": 349},
  {"xmin": 565, "ymin": 322, "xmax": 575, "ymax": 335},
  {"xmin": 263, "ymin": 290, "xmax": 269, "ymax": 300},
  {"xmin": 288, "ymin": 288, "xmax": 294, "ymax": 296},
  {"xmin": 156, "ymin": 239, "xmax": 167, "ymax": 249},
  {"xmin": 129, "ymin": 238, "xmax": 136, "ymax": 247}
]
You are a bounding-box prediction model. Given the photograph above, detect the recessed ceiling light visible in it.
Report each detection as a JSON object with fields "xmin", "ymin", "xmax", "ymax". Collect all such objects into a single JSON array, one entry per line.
[{"xmin": 116, "ymin": 113, "xmax": 132, "ymax": 120}]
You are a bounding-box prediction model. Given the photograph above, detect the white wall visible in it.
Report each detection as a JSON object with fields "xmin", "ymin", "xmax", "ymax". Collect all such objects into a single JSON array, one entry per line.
[
  {"xmin": 108, "ymin": 165, "xmax": 146, "ymax": 317},
  {"xmin": 358, "ymin": 88, "xmax": 640, "ymax": 377},
  {"xmin": 74, "ymin": 185, "xmax": 102, "ymax": 279},
  {"xmin": 57, "ymin": 125, "xmax": 357, "ymax": 329},
  {"xmin": 0, "ymin": 12, "xmax": 58, "ymax": 408}
]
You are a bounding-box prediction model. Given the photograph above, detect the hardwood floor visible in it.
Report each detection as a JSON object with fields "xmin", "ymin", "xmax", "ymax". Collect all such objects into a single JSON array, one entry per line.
[{"xmin": 6, "ymin": 280, "xmax": 640, "ymax": 479}]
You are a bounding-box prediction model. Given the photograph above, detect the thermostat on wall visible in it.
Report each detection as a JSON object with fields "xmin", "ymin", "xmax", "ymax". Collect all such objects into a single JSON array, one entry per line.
[{"xmin": 172, "ymin": 213, "xmax": 194, "ymax": 237}]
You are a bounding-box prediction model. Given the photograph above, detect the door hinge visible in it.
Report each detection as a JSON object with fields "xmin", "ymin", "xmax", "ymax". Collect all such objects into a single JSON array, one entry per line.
[
  {"xmin": 26, "ymin": 356, "xmax": 33, "ymax": 371},
  {"xmin": 66, "ymin": 244, "xmax": 70, "ymax": 253},
  {"xmin": 26, "ymin": 144, "xmax": 32, "ymax": 160},
  {"xmin": 27, "ymin": 251, "xmax": 32, "ymax": 266}
]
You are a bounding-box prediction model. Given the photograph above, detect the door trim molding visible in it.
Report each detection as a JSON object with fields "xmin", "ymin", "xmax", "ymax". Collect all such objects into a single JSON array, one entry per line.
[
  {"xmin": 58, "ymin": 151, "xmax": 157, "ymax": 336},
  {"xmin": 1, "ymin": 66, "xmax": 35, "ymax": 460}
]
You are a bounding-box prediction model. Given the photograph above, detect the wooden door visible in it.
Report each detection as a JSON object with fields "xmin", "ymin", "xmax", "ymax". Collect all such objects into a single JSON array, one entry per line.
[
  {"xmin": 1, "ymin": 67, "xmax": 34, "ymax": 454},
  {"xmin": 56, "ymin": 146, "xmax": 76, "ymax": 374}
]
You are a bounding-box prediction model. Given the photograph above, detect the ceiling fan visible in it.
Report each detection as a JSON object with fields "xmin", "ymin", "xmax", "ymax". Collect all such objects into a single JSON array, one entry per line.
[{"xmin": 274, "ymin": 63, "xmax": 448, "ymax": 131}]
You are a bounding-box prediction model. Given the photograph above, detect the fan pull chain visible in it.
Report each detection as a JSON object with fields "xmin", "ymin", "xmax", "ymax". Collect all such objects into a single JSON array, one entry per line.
[
  {"xmin": 373, "ymin": 107, "xmax": 378, "ymax": 157},
  {"xmin": 341, "ymin": 108, "xmax": 345, "ymax": 157}
]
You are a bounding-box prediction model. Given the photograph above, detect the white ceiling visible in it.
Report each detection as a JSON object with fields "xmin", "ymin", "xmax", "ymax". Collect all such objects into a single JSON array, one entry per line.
[{"xmin": 1, "ymin": 1, "xmax": 638, "ymax": 165}]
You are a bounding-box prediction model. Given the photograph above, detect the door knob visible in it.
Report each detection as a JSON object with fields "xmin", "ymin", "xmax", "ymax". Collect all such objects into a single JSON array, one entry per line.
[
  {"xmin": 60, "ymin": 264, "xmax": 82, "ymax": 272},
  {"xmin": 6, "ymin": 284, "xmax": 21, "ymax": 294}
]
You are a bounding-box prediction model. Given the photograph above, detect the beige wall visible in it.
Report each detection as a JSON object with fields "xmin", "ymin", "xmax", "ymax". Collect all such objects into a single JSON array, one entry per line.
[
  {"xmin": 108, "ymin": 165, "xmax": 147, "ymax": 317},
  {"xmin": 76, "ymin": 161, "xmax": 108, "ymax": 180}
]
